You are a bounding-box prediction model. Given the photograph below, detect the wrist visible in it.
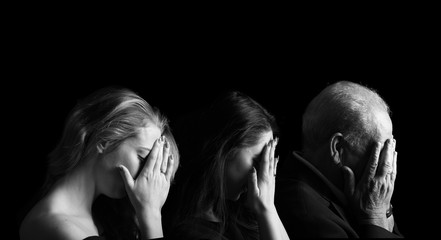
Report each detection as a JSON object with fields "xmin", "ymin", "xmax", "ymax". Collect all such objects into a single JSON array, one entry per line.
[
  {"xmin": 358, "ymin": 215, "xmax": 391, "ymax": 232},
  {"xmin": 137, "ymin": 207, "xmax": 162, "ymax": 222},
  {"xmin": 386, "ymin": 204, "xmax": 393, "ymax": 218},
  {"xmin": 255, "ymin": 205, "xmax": 278, "ymax": 218},
  {"xmin": 136, "ymin": 209, "xmax": 163, "ymax": 239}
]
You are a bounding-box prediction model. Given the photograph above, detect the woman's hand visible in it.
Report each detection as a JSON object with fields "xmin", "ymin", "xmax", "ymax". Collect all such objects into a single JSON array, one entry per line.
[
  {"xmin": 246, "ymin": 138, "xmax": 290, "ymax": 240},
  {"xmin": 118, "ymin": 136, "xmax": 175, "ymax": 239},
  {"xmin": 246, "ymin": 138, "xmax": 279, "ymax": 215}
]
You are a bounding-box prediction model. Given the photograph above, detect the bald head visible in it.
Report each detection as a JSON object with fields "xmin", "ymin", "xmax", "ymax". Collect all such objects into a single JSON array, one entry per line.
[{"xmin": 302, "ymin": 81, "xmax": 391, "ymax": 158}]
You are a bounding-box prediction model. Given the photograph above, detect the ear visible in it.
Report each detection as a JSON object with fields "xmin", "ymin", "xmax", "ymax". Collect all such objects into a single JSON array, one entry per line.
[
  {"xmin": 96, "ymin": 141, "xmax": 109, "ymax": 154},
  {"xmin": 329, "ymin": 133, "xmax": 344, "ymax": 166}
]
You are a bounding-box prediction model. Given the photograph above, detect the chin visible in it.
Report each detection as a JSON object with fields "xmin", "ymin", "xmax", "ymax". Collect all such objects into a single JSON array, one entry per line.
[
  {"xmin": 228, "ymin": 189, "xmax": 246, "ymax": 201},
  {"xmin": 115, "ymin": 192, "xmax": 127, "ymax": 199},
  {"xmin": 108, "ymin": 187, "xmax": 127, "ymax": 199},
  {"xmin": 231, "ymin": 195, "xmax": 241, "ymax": 201}
]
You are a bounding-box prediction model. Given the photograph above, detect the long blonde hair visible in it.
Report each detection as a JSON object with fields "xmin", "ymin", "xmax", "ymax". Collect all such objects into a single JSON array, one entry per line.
[{"xmin": 45, "ymin": 86, "xmax": 179, "ymax": 191}]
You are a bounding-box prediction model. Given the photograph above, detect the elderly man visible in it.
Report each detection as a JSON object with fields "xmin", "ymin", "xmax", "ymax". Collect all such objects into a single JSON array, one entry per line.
[{"xmin": 275, "ymin": 81, "xmax": 402, "ymax": 238}]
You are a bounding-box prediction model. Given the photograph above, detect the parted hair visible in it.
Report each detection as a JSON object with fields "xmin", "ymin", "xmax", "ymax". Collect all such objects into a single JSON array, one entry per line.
[{"xmin": 173, "ymin": 90, "xmax": 278, "ymax": 237}]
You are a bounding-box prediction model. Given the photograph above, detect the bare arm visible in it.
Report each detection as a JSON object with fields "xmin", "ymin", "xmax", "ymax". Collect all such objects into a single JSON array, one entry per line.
[{"xmin": 247, "ymin": 138, "xmax": 290, "ymax": 240}]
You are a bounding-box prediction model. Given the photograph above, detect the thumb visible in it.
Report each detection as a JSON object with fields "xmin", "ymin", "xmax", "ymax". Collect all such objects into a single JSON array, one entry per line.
[
  {"xmin": 247, "ymin": 167, "xmax": 259, "ymax": 197},
  {"xmin": 342, "ymin": 166, "xmax": 355, "ymax": 197},
  {"xmin": 118, "ymin": 165, "xmax": 134, "ymax": 191}
]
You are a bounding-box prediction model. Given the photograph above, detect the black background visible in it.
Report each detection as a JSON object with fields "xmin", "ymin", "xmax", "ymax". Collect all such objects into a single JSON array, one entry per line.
[{"xmin": 8, "ymin": 12, "xmax": 437, "ymax": 239}]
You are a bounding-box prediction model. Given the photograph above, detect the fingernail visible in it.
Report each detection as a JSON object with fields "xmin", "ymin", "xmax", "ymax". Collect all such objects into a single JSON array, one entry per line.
[{"xmin": 164, "ymin": 138, "xmax": 169, "ymax": 149}]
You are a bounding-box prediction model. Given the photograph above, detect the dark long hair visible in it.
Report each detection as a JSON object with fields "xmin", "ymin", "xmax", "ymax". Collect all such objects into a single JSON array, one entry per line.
[{"xmin": 172, "ymin": 90, "xmax": 278, "ymax": 236}]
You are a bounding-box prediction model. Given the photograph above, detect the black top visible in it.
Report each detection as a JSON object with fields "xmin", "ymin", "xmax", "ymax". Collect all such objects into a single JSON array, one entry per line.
[
  {"xmin": 168, "ymin": 217, "xmax": 258, "ymax": 240},
  {"xmin": 83, "ymin": 237, "xmax": 164, "ymax": 240}
]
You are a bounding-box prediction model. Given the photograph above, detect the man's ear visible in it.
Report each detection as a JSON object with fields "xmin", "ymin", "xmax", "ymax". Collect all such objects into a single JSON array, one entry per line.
[
  {"xmin": 96, "ymin": 141, "xmax": 109, "ymax": 154},
  {"xmin": 330, "ymin": 133, "xmax": 344, "ymax": 166}
]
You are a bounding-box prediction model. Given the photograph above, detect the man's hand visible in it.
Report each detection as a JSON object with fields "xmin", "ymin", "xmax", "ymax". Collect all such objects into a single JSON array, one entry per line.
[{"xmin": 343, "ymin": 138, "xmax": 397, "ymax": 231}]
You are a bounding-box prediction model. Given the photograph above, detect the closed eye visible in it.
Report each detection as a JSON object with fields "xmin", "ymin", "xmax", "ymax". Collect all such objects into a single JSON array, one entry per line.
[
  {"xmin": 138, "ymin": 155, "xmax": 146, "ymax": 163},
  {"xmin": 252, "ymin": 156, "xmax": 260, "ymax": 166},
  {"xmin": 138, "ymin": 149, "xmax": 151, "ymax": 162}
]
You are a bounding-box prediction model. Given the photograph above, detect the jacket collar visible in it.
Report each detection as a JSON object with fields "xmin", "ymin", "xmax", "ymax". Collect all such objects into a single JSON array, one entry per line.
[{"xmin": 291, "ymin": 151, "xmax": 348, "ymax": 208}]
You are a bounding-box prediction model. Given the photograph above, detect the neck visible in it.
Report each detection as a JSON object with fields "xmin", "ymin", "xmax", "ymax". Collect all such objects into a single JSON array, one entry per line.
[
  {"xmin": 47, "ymin": 162, "xmax": 97, "ymax": 217},
  {"xmin": 326, "ymin": 165, "xmax": 344, "ymax": 192}
]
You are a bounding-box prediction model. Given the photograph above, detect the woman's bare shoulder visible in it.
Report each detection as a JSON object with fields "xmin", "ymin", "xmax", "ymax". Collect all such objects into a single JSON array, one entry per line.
[{"xmin": 20, "ymin": 206, "xmax": 96, "ymax": 240}]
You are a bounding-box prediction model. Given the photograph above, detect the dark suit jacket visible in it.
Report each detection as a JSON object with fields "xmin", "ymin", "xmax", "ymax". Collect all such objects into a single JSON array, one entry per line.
[{"xmin": 275, "ymin": 151, "xmax": 402, "ymax": 238}]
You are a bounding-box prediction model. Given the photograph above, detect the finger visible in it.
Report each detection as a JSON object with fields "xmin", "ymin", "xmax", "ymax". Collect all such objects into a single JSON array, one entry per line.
[
  {"xmin": 259, "ymin": 142, "xmax": 270, "ymax": 179},
  {"xmin": 164, "ymin": 154, "xmax": 175, "ymax": 181},
  {"xmin": 268, "ymin": 140, "xmax": 275, "ymax": 176},
  {"xmin": 391, "ymin": 151, "xmax": 397, "ymax": 183},
  {"xmin": 118, "ymin": 165, "xmax": 134, "ymax": 190},
  {"xmin": 161, "ymin": 137, "xmax": 170, "ymax": 173},
  {"xmin": 392, "ymin": 139, "xmax": 397, "ymax": 174},
  {"xmin": 362, "ymin": 141, "xmax": 381, "ymax": 181},
  {"xmin": 272, "ymin": 137, "xmax": 279, "ymax": 176},
  {"xmin": 247, "ymin": 167, "xmax": 259, "ymax": 197},
  {"xmin": 140, "ymin": 137, "xmax": 162, "ymax": 176},
  {"xmin": 387, "ymin": 138, "xmax": 396, "ymax": 175},
  {"xmin": 273, "ymin": 138, "xmax": 279, "ymax": 174},
  {"xmin": 153, "ymin": 136, "xmax": 166, "ymax": 173},
  {"xmin": 377, "ymin": 138, "xmax": 394, "ymax": 178},
  {"xmin": 342, "ymin": 166, "xmax": 355, "ymax": 197}
]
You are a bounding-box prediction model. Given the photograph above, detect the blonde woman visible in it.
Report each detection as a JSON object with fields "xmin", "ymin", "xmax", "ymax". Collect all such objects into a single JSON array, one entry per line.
[{"xmin": 19, "ymin": 87, "xmax": 179, "ymax": 240}]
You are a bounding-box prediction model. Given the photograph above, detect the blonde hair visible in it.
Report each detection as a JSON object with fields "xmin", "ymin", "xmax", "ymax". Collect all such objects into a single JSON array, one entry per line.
[{"xmin": 45, "ymin": 87, "xmax": 179, "ymax": 188}]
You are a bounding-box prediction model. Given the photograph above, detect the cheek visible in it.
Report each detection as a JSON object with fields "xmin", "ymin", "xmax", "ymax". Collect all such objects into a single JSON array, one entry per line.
[
  {"xmin": 97, "ymin": 150, "xmax": 142, "ymax": 197},
  {"xmin": 344, "ymin": 152, "xmax": 365, "ymax": 183},
  {"xmin": 227, "ymin": 157, "xmax": 253, "ymax": 183},
  {"xmin": 123, "ymin": 158, "xmax": 142, "ymax": 178},
  {"xmin": 354, "ymin": 159, "xmax": 368, "ymax": 182},
  {"xmin": 106, "ymin": 149, "xmax": 141, "ymax": 177}
]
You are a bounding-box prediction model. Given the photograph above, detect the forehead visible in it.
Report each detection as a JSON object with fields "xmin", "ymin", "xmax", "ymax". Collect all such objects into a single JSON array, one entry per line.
[
  {"xmin": 130, "ymin": 124, "xmax": 162, "ymax": 147},
  {"xmin": 372, "ymin": 109, "xmax": 393, "ymax": 143},
  {"xmin": 243, "ymin": 131, "xmax": 273, "ymax": 154}
]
